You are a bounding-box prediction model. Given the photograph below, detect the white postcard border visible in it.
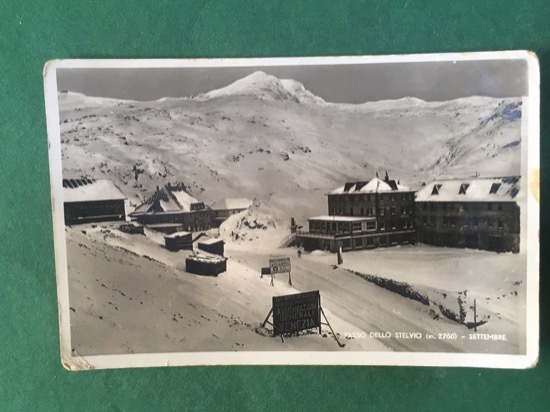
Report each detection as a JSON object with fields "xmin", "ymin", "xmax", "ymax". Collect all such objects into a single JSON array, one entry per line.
[{"xmin": 44, "ymin": 51, "xmax": 540, "ymax": 370}]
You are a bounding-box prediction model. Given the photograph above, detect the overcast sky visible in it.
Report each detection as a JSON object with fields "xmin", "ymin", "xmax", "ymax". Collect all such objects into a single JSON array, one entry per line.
[{"xmin": 57, "ymin": 59, "xmax": 528, "ymax": 103}]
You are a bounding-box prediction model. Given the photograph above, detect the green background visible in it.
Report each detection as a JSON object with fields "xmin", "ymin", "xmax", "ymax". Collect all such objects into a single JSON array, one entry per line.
[{"xmin": 1, "ymin": 1, "xmax": 548, "ymax": 410}]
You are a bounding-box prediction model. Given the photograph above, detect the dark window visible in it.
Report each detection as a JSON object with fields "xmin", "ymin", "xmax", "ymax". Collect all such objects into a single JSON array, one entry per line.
[
  {"xmin": 443, "ymin": 217, "xmax": 448, "ymax": 226},
  {"xmin": 379, "ymin": 208, "xmax": 385, "ymax": 216},
  {"xmin": 473, "ymin": 217, "xmax": 479, "ymax": 227},
  {"xmin": 498, "ymin": 218, "xmax": 504, "ymax": 230},
  {"xmin": 350, "ymin": 208, "xmax": 354, "ymax": 216},
  {"xmin": 459, "ymin": 183, "xmax": 470, "ymax": 195},
  {"xmin": 498, "ymin": 203, "xmax": 503, "ymax": 211},
  {"xmin": 380, "ymin": 221, "xmax": 386, "ymax": 231},
  {"xmin": 392, "ymin": 220, "xmax": 397, "ymax": 229},
  {"xmin": 422, "ymin": 216, "xmax": 428, "ymax": 224},
  {"xmin": 360, "ymin": 208, "xmax": 365, "ymax": 216},
  {"xmin": 402, "ymin": 220, "xmax": 407, "ymax": 229},
  {"xmin": 352, "ymin": 222, "xmax": 362, "ymax": 232},
  {"xmin": 490, "ymin": 183, "xmax": 501, "ymax": 194},
  {"xmin": 431, "ymin": 184, "xmax": 442, "ymax": 195},
  {"xmin": 488, "ymin": 218, "xmax": 494, "ymax": 229},
  {"xmin": 390, "ymin": 207, "xmax": 396, "ymax": 215},
  {"xmin": 487, "ymin": 203, "xmax": 493, "ymax": 211},
  {"xmin": 366, "ymin": 221, "xmax": 376, "ymax": 231}
]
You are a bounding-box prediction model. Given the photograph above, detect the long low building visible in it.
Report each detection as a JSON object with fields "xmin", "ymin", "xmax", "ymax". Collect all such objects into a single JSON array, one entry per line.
[
  {"xmin": 415, "ymin": 176, "xmax": 520, "ymax": 253},
  {"xmin": 63, "ymin": 178, "xmax": 126, "ymax": 225}
]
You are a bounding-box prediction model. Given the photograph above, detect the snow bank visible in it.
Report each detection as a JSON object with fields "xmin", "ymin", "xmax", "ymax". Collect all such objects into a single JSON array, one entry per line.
[{"xmin": 219, "ymin": 200, "xmax": 287, "ymax": 249}]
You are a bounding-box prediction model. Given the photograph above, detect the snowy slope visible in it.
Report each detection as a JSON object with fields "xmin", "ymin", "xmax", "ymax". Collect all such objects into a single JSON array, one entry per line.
[{"xmin": 58, "ymin": 72, "xmax": 523, "ymax": 234}]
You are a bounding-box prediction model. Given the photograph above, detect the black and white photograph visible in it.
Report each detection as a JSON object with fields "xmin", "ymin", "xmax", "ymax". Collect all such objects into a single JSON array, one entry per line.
[{"xmin": 43, "ymin": 52, "xmax": 539, "ymax": 369}]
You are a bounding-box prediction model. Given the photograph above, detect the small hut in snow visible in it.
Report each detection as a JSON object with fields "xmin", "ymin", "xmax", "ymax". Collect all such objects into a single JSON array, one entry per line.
[
  {"xmin": 165, "ymin": 231, "xmax": 193, "ymax": 252},
  {"xmin": 197, "ymin": 237, "xmax": 225, "ymax": 256}
]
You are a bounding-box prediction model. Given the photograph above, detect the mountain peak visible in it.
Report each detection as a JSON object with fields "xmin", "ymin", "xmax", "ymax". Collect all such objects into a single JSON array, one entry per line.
[{"xmin": 202, "ymin": 71, "xmax": 326, "ymax": 105}]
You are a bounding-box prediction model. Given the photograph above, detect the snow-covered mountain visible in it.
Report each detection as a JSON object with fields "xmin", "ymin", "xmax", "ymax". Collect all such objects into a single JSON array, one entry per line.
[
  {"xmin": 201, "ymin": 71, "xmax": 327, "ymax": 105},
  {"xmin": 58, "ymin": 71, "xmax": 522, "ymax": 225}
]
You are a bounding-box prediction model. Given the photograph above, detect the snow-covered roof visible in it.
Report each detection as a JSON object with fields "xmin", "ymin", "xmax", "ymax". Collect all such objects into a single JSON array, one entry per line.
[
  {"xmin": 164, "ymin": 231, "xmax": 192, "ymax": 239},
  {"xmin": 331, "ymin": 177, "xmax": 410, "ymax": 194},
  {"xmin": 132, "ymin": 184, "xmax": 205, "ymax": 215},
  {"xmin": 187, "ymin": 253, "xmax": 226, "ymax": 263},
  {"xmin": 415, "ymin": 176, "xmax": 520, "ymax": 202},
  {"xmin": 308, "ymin": 215, "xmax": 376, "ymax": 222},
  {"xmin": 63, "ymin": 178, "xmax": 126, "ymax": 202},
  {"xmin": 210, "ymin": 198, "xmax": 252, "ymax": 211}
]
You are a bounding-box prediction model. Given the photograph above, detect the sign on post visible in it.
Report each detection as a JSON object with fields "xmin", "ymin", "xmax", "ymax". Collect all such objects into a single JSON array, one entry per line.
[
  {"xmin": 268, "ymin": 256, "xmax": 292, "ymax": 285},
  {"xmin": 272, "ymin": 290, "xmax": 321, "ymax": 336},
  {"xmin": 269, "ymin": 257, "xmax": 291, "ymax": 274}
]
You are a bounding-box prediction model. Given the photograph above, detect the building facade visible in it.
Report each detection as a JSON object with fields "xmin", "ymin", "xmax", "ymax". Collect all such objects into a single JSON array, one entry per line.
[
  {"xmin": 296, "ymin": 174, "xmax": 416, "ymax": 252},
  {"xmin": 63, "ymin": 178, "xmax": 126, "ymax": 225},
  {"xmin": 210, "ymin": 198, "xmax": 252, "ymax": 227},
  {"xmin": 130, "ymin": 183, "xmax": 212, "ymax": 232},
  {"xmin": 415, "ymin": 177, "xmax": 520, "ymax": 253}
]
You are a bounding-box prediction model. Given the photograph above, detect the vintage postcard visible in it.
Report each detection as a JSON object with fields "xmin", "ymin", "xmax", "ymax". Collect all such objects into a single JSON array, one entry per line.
[{"xmin": 43, "ymin": 52, "xmax": 539, "ymax": 370}]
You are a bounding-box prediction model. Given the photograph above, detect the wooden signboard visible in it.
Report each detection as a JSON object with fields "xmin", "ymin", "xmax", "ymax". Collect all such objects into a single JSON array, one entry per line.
[{"xmin": 272, "ymin": 290, "xmax": 321, "ymax": 336}]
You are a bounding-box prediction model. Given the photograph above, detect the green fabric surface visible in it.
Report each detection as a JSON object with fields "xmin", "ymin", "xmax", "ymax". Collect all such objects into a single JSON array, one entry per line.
[{"xmin": 0, "ymin": 1, "xmax": 548, "ymax": 410}]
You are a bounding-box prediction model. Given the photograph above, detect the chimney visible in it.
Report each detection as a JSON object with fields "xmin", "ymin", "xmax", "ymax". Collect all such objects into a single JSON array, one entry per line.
[{"xmin": 385, "ymin": 171, "xmax": 389, "ymax": 182}]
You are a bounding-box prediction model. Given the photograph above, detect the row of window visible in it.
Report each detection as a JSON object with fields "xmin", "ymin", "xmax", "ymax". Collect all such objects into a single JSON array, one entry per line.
[
  {"xmin": 309, "ymin": 219, "xmax": 413, "ymax": 233},
  {"xmin": 332, "ymin": 193, "xmax": 414, "ymax": 203},
  {"xmin": 431, "ymin": 182, "xmax": 502, "ymax": 196},
  {"xmin": 342, "ymin": 233, "xmax": 412, "ymax": 249},
  {"xmin": 379, "ymin": 220, "xmax": 414, "ymax": 230},
  {"xmin": 420, "ymin": 202, "xmax": 504, "ymax": 212},
  {"xmin": 331, "ymin": 206, "xmax": 414, "ymax": 216},
  {"xmin": 421, "ymin": 216, "xmax": 505, "ymax": 229}
]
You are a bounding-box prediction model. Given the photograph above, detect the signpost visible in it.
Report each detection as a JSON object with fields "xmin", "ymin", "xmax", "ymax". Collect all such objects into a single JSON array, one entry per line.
[
  {"xmin": 261, "ymin": 290, "xmax": 345, "ymax": 347},
  {"xmin": 272, "ymin": 291, "xmax": 321, "ymax": 336},
  {"xmin": 268, "ymin": 256, "xmax": 292, "ymax": 286}
]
